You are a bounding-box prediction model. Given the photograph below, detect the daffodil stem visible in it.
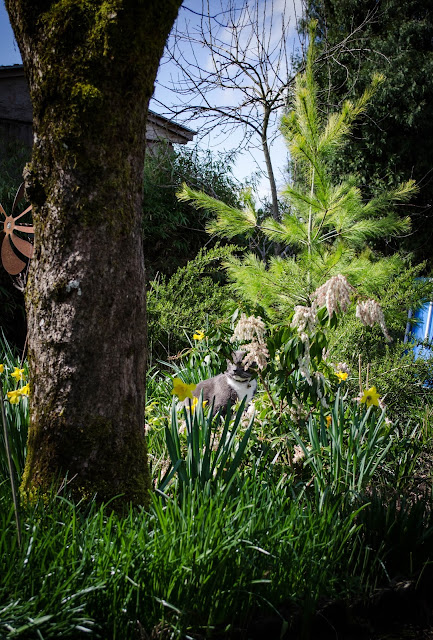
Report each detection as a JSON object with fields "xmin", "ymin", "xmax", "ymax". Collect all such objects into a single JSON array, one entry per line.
[
  {"xmin": 0, "ymin": 392, "xmax": 21, "ymax": 548},
  {"xmin": 358, "ymin": 353, "xmax": 363, "ymax": 394},
  {"xmin": 257, "ymin": 371, "xmax": 277, "ymax": 412}
]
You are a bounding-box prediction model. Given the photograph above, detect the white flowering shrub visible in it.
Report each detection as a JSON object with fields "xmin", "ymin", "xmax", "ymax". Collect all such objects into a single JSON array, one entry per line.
[
  {"xmin": 356, "ymin": 299, "xmax": 392, "ymax": 342},
  {"xmin": 312, "ymin": 275, "xmax": 353, "ymax": 318},
  {"xmin": 231, "ymin": 313, "xmax": 269, "ymax": 370}
]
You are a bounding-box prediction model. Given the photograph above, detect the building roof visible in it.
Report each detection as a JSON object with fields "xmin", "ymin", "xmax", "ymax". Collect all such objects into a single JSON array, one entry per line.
[{"xmin": 0, "ymin": 64, "xmax": 195, "ymax": 145}]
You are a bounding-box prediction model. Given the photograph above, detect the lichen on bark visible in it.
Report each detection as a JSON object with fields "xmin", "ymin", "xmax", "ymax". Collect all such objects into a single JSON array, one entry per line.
[{"xmin": 6, "ymin": 0, "xmax": 183, "ymax": 506}]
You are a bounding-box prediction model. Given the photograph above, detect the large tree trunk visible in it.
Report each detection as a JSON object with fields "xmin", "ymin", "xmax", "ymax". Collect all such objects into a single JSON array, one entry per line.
[{"xmin": 6, "ymin": 0, "xmax": 182, "ymax": 505}]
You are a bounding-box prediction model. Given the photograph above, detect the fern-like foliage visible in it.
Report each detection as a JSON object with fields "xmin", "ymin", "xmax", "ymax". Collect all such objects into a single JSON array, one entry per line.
[{"xmin": 177, "ymin": 24, "xmax": 417, "ymax": 320}]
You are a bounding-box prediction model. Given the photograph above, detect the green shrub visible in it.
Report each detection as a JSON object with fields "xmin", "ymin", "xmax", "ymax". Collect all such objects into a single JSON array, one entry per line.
[
  {"xmin": 329, "ymin": 266, "xmax": 433, "ymax": 424},
  {"xmin": 142, "ymin": 144, "xmax": 242, "ymax": 277},
  {"xmin": 146, "ymin": 243, "xmax": 237, "ymax": 361}
]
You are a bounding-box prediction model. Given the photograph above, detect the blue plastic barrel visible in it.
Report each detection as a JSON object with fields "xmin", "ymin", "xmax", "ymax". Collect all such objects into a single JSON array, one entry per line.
[{"xmin": 405, "ymin": 301, "xmax": 433, "ymax": 359}]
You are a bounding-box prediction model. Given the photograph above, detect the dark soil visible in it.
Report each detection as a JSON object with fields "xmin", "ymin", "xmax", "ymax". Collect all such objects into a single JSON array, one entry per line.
[{"xmin": 243, "ymin": 568, "xmax": 433, "ymax": 640}]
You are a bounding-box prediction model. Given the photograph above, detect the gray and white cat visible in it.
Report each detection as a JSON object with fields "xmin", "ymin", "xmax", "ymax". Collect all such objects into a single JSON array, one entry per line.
[{"xmin": 192, "ymin": 351, "xmax": 257, "ymax": 416}]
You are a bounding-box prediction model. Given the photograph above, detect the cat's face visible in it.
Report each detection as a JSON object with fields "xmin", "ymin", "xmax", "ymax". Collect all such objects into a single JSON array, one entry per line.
[{"xmin": 226, "ymin": 350, "xmax": 256, "ymax": 381}]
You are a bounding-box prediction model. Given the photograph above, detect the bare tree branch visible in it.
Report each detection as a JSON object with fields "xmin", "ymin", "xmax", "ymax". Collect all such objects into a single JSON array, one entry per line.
[{"xmin": 156, "ymin": 0, "xmax": 379, "ymax": 220}]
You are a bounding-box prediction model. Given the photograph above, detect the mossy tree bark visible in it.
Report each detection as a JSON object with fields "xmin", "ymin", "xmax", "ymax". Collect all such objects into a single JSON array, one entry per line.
[{"xmin": 6, "ymin": 0, "xmax": 182, "ymax": 505}]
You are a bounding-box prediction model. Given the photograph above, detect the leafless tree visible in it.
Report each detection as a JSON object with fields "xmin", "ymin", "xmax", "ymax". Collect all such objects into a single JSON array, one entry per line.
[{"xmin": 155, "ymin": 0, "xmax": 378, "ymax": 220}]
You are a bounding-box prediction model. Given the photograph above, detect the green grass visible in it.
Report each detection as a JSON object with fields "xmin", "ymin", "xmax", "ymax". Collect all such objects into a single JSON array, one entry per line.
[
  {"xmin": 0, "ymin": 476, "xmax": 376, "ymax": 639},
  {"xmin": 2, "ymin": 474, "xmax": 432, "ymax": 639}
]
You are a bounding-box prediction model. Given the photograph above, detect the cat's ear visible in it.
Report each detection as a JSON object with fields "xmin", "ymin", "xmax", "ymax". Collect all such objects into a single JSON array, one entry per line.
[{"xmin": 232, "ymin": 350, "xmax": 244, "ymax": 365}]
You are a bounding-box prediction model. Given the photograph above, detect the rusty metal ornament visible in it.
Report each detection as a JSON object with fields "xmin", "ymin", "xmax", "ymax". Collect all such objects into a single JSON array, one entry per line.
[{"xmin": 0, "ymin": 183, "xmax": 34, "ymax": 275}]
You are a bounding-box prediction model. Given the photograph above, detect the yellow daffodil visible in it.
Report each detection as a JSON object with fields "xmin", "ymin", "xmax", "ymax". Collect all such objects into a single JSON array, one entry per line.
[
  {"xmin": 190, "ymin": 396, "xmax": 208, "ymax": 413},
  {"xmin": 171, "ymin": 377, "xmax": 197, "ymax": 401},
  {"xmin": 193, "ymin": 330, "xmax": 205, "ymax": 341},
  {"xmin": 325, "ymin": 415, "xmax": 332, "ymax": 428},
  {"xmin": 19, "ymin": 383, "xmax": 30, "ymax": 396},
  {"xmin": 11, "ymin": 367, "xmax": 25, "ymax": 382},
  {"xmin": 336, "ymin": 371, "xmax": 348, "ymax": 383},
  {"xmin": 7, "ymin": 389, "xmax": 21, "ymax": 405},
  {"xmin": 0, "ymin": 364, "xmax": 4, "ymax": 374},
  {"xmin": 360, "ymin": 386, "xmax": 380, "ymax": 408}
]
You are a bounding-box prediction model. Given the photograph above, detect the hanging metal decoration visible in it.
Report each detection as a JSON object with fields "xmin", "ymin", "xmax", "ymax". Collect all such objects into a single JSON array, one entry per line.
[{"xmin": 0, "ymin": 183, "xmax": 34, "ymax": 275}]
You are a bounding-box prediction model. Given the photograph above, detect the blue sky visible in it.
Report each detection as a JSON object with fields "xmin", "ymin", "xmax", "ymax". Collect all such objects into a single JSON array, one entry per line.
[
  {"xmin": 0, "ymin": 3, "xmax": 21, "ymax": 66},
  {"xmin": 0, "ymin": 1, "xmax": 301, "ymax": 201}
]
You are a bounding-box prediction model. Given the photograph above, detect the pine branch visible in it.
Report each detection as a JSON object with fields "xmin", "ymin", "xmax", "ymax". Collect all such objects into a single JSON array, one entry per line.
[{"xmin": 177, "ymin": 183, "xmax": 257, "ymax": 238}]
